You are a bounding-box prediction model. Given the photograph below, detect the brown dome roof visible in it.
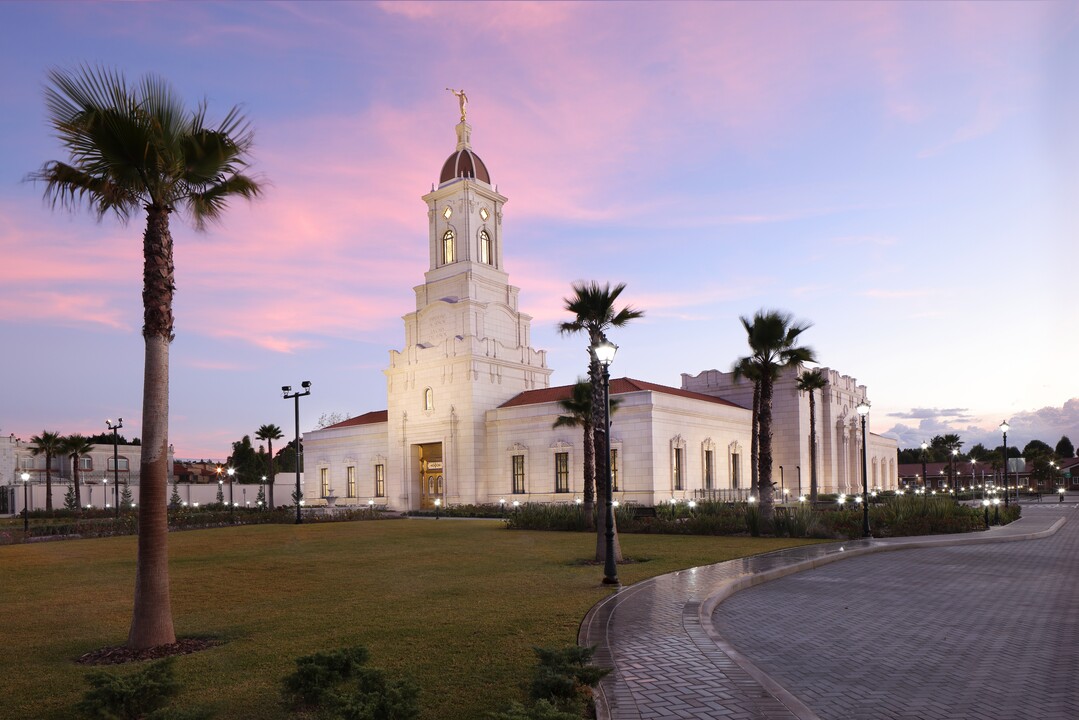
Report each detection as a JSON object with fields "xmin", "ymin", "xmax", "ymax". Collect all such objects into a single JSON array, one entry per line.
[{"xmin": 439, "ymin": 148, "xmax": 490, "ymax": 185}]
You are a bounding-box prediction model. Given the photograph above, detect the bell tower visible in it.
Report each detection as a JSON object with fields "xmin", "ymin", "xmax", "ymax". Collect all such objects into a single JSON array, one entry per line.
[{"xmin": 385, "ymin": 105, "xmax": 551, "ymax": 509}]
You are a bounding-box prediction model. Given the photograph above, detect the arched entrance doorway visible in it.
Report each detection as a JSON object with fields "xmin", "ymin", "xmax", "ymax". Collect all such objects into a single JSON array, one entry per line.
[{"xmin": 417, "ymin": 442, "xmax": 443, "ymax": 509}]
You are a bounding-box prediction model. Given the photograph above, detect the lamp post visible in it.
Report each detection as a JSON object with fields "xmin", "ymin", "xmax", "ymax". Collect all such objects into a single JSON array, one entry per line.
[
  {"xmin": 1000, "ymin": 421, "xmax": 1010, "ymax": 508},
  {"xmin": 920, "ymin": 441, "xmax": 928, "ymax": 494},
  {"xmin": 261, "ymin": 476, "xmax": 267, "ymax": 510},
  {"xmin": 950, "ymin": 447, "xmax": 958, "ymax": 495},
  {"xmin": 594, "ymin": 338, "xmax": 618, "ymax": 585},
  {"xmin": 20, "ymin": 472, "xmax": 30, "ymax": 533},
  {"xmin": 227, "ymin": 467, "xmax": 235, "ymax": 523},
  {"xmin": 434, "ymin": 497, "xmax": 441, "ymax": 520},
  {"xmin": 856, "ymin": 400, "xmax": 871, "ymax": 538},
  {"xmin": 105, "ymin": 418, "xmax": 122, "ymax": 518},
  {"xmin": 283, "ymin": 381, "xmax": 312, "ymax": 524}
]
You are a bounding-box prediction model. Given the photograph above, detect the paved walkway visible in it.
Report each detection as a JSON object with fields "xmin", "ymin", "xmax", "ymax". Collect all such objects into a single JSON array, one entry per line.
[{"xmin": 579, "ymin": 505, "xmax": 1071, "ymax": 720}]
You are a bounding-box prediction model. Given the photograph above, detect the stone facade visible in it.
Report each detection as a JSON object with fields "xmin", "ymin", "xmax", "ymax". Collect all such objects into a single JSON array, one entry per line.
[
  {"xmin": 303, "ymin": 114, "xmax": 898, "ymax": 510},
  {"xmin": 682, "ymin": 367, "xmax": 898, "ymax": 495}
]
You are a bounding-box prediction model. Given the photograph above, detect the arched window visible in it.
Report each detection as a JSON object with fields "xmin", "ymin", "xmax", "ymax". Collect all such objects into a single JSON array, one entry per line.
[
  {"xmin": 442, "ymin": 229, "xmax": 455, "ymax": 264},
  {"xmin": 479, "ymin": 229, "xmax": 492, "ymax": 265},
  {"xmin": 424, "ymin": 387, "xmax": 434, "ymax": 411}
]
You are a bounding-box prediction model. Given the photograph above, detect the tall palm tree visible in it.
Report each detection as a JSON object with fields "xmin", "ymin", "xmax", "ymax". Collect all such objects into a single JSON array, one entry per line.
[
  {"xmin": 30, "ymin": 430, "xmax": 64, "ymax": 512},
  {"xmin": 552, "ymin": 380, "xmax": 623, "ymax": 531},
  {"xmin": 30, "ymin": 66, "xmax": 262, "ymax": 649},
  {"xmin": 255, "ymin": 424, "xmax": 284, "ymax": 509},
  {"xmin": 732, "ymin": 358, "xmax": 761, "ymax": 496},
  {"xmin": 62, "ymin": 433, "xmax": 96, "ymax": 508},
  {"xmin": 796, "ymin": 368, "xmax": 828, "ymax": 502},
  {"xmin": 559, "ymin": 281, "xmax": 643, "ymax": 563},
  {"xmin": 734, "ymin": 310, "xmax": 816, "ymax": 528}
]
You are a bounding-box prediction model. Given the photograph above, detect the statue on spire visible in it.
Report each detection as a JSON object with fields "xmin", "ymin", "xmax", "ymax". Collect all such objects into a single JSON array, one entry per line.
[{"xmin": 446, "ymin": 88, "xmax": 468, "ymax": 122}]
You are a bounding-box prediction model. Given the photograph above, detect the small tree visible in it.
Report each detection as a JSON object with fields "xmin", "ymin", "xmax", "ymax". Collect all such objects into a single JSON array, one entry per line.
[
  {"xmin": 256, "ymin": 483, "xmax": 266, "ymax": 508},
  {"xmin": 169, "ymin": 483, "xmax": 182, "ymax": 509},
  {"xmin": 1056, "ymin": 435, "xmax": 1074, "ymax": 459},
  {"xmin": 64, "ymin": 485, "xmax": 78, "ymax": 511},
  {"xmin": 120, "ymin": 483, "xmax": 133, "ymax": 508}
]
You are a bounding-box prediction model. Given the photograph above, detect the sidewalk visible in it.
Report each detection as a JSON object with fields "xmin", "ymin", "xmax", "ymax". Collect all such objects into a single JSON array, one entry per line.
[{"xmin": 579, "ymin": 509, "xmax": 1068, "ymax": 720}]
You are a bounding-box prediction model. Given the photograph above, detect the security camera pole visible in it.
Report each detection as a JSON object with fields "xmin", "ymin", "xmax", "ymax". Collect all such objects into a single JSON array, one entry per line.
[{"xmin": 282, "ymin": 382, "xmax": 312, "ymax": 524}]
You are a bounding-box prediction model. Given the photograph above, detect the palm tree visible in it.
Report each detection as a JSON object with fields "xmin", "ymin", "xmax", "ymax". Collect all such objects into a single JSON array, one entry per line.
[
  {"xmin": 255, "ymin": 424, "xmax": 283, "ymax": 509},
  {"xmin": 796, "ymin": 368, "xmax": 828, "ymax": 502},
  {"xmin": 30, "ymin": 430, "xmax": 64, "ymax": 512},
  {"xmin": 30, "ymin": 66, "xmax": 262, "ymax": 649},
  {"xmin": 552, "ymin": 380, "xmax": 623, "ymax": 531},
  {"xmin": 559, "ymin": 281, "xmax": 643, "ymax": 563},
  {"xmin": 62, "ymin": 433, "xmax": 96, "ymax": 508},
  {"xmin": 732, "ymin": 358, "xmax": 761, "ymax": 497},
  {"xmin": 734, "ymin": 310, "xmax": 816, "ymax": 528}
]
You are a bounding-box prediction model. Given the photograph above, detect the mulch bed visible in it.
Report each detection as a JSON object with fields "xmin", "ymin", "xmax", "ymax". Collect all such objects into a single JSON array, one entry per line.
[{"xmin": 76, "ymin": 637, "xmax": 221, "ymax": 665}]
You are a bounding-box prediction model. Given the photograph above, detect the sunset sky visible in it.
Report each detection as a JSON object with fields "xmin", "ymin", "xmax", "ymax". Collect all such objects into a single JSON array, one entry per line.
[{"xmin": 2, "ymin": 1, "xmax": 1076, "ymax": 460}]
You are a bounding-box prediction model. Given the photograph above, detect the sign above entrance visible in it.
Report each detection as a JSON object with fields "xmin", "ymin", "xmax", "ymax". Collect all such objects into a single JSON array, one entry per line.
[{"xmin": 427, "ymin": 462, "xmax": 444, "ymax": 470}]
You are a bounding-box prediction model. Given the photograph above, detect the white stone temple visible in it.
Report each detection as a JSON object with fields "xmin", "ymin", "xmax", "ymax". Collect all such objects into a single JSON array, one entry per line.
[{"xmin": 302, "ymin": 112, "xmax": 898, "ymax": 510}]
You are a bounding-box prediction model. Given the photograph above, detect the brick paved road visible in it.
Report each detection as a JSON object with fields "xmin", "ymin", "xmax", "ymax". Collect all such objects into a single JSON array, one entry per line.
[{"xmin": 713, "ymin": 505, "xmax": 1079, "ymax": 720}]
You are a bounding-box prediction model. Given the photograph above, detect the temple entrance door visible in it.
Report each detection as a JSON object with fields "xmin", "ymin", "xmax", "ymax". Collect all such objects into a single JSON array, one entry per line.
[{"xmin": 417, "ymin": 442, "xmax": 444, "ymax": 509}]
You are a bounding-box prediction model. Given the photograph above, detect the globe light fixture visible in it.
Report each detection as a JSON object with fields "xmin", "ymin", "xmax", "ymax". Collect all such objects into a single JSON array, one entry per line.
[{"xmin": 593, "ymin": 337, "xmax": 618, "ymax": 586}]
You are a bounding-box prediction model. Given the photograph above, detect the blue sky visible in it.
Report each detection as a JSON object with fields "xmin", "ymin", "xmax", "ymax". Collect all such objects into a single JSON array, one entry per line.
[{"xmin": 1, "ymin": 1, "xmax": 1076, "ymax": 459}]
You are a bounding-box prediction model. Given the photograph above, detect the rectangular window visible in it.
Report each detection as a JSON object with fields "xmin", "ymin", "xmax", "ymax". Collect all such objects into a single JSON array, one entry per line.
[
  {"xmin": 673, "ymin": 447, "xmax": 683, "ymax": 491},
  {"xmin": 374, "ymin": 464, "xmax": 385, "ymax": 498},
  {"xmin": 704, "ymin": 450, "xmax": 714, "ymax": 490},
  {"xmin": 610, "ymin": 449, "xmax": 619, "ymax": 492},
  {"xmin": 320, "ymin": 468, "xmax": 329, "ymax": 498},
  {"xmin": 555, "ymin": 452, "xmax": 569, "ymax": 493},
  {"xmin": 732, "ymin": 454, "xmax": 741, "ymax": 489},
  {"xmin": 79, "ymin": 457, "xmax": 93, "ymax": 471},
  {"xmin": 512, "ymin": 455, "xmax": 525, "ymax": 494},
  {"xmin": 346, "ymin": 466, "xmax": 356, "ymax": 498},
  {"xmin": 20, "ymin": 457, "xmax": 33, "ymax": 469},
  {"xmin": 107, "ymin": 457, "xmax": 129, "ymax": 471}
]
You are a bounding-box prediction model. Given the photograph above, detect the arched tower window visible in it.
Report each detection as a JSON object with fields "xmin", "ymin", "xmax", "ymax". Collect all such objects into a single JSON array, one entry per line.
[
  {"xmin": 424, "ymin": 387, "xmax": 434, "ymax": 411},
  {"xmin": 442, "ymin": 229, "xmax": 456, "ymax": 265},
  {"xmin": 479, "ymin": 229, "xmax": 492, "ymax": 265}
]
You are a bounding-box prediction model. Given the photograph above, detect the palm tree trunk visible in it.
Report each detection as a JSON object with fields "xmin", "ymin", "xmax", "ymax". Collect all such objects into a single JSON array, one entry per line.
[
  {"xmin": 73, "ymin": 461, "xmax": 82, "ymax": 508},
  {"xmin": 809, "ymin": 391, "xmax": 818, "ymax": 503},
  {"xmin": 750, "ymin": 379, "xmax": 760, "ymax": 495},
  {"xmin": 268, "ymin": 439, "xmax": 275, "ymax": 509},
  {"xmin": 758, "ymin": 374, "xmax": 775, "ymax": 529},
  {"xmin": 128, "ymin": 206, "xmax": 176, "ymax": 649},
  {"xmin": 582, "ymin": 422, "xmax": 595, "ymax": 531}
]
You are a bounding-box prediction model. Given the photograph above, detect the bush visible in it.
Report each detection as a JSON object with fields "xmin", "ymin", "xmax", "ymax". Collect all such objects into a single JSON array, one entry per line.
[
  {"xmin": 503, "ymin": 503, "xmax": 592, "ymax": 532},
  {"xmin": 281, "ymin": 646, "xmax": 418, "ymax": 719},
  {"xmin": 491, "ymin": 646, "xmax": 609, "ymax": 720},
  {"xmin": 77, "ymin": 658, "xmax": 181, "ymax": 719}
]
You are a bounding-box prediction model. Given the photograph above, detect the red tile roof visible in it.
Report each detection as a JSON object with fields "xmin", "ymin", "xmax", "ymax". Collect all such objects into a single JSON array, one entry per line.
[
  {"xmin": 322, "ymin": 410, "xmax": 389, "ymax": 429},
  {"xmin": 499, "ymin": 377, "xmax": 747, "ymax": 410}
]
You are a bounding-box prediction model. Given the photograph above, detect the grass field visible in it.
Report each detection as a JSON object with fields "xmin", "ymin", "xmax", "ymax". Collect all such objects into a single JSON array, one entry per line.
[{"xmin": 0, "ymin": 519, "xmax": 821, "ymax": 719}]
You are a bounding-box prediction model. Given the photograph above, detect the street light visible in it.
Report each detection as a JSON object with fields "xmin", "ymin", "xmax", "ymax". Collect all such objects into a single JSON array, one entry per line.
[
  {"xmin": 103, "ymin": 478, "xmax": 108, "ymax": 509},
  {"xmin": 20, "ymin": 472, "xmax": 30, "ymax": 533},
  {"xmin": 434, "ymin": 497, "xmax": 441, "ymax": 520},
  {"xmin": 950, "ymin": 448, "xmax": 958, "ymax": 497},
  {"xmin": 857, "ymin": 400, "xmax": 871, "ymax": 538},
  {"xmin": 105, "ymin": 418, "xmax": 123, "ymax": 518},
  {"xmin": 594, "ymin": 338, "xmax": 618, "ymax": 585},
  {"xmin": 920, "ymin": 441, "xmax": 928, "ymax": 495},
  {"xmin": 227, "ymin": 467, "xmax": 236, "ymax": 523},
  {"xmin": 1000, "ymin": 421, "xmax": 1010, "ymax": 508},
  {"xmin": 283, "ymin": 381, "xmax": 312, "ymax": 524}
]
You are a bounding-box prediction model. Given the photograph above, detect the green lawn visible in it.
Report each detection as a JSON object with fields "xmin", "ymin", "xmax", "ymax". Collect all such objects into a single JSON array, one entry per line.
[{"xmin": 0, "ymin": 519, "xmax": 820, "ymax": 719}]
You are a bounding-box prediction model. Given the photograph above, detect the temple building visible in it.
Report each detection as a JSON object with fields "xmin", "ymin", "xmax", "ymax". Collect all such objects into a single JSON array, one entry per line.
[{"xmin": 302, "ymin": 110, "xmax": 898, "ymax": 510}]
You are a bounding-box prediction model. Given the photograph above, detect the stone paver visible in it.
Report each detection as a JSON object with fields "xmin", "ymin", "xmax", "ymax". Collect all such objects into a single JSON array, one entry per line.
[
  {"xmin": 580, "ymin": 504, "xmax": 1069, "ymax": 720},
  {"xmin": 714, "ymin": 505, "xmax": 1078, "ymax": 720}
]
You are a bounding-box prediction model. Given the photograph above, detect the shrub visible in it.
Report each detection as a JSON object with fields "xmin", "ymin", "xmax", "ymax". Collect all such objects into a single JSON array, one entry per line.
[
  {"xmin": 491, "ymin": 646, "xmax": 609, "ymax": 720},
  {"xmin": 77, "ymin": 658, "xmax": 180, "ymax": 719},
  {"xmin": 744, "ymin": 504, "xmax": 761, "ymax": 537},
  {"xmin": 281, "ymin": 646, "xmax": 418, "ymax": 720}
]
